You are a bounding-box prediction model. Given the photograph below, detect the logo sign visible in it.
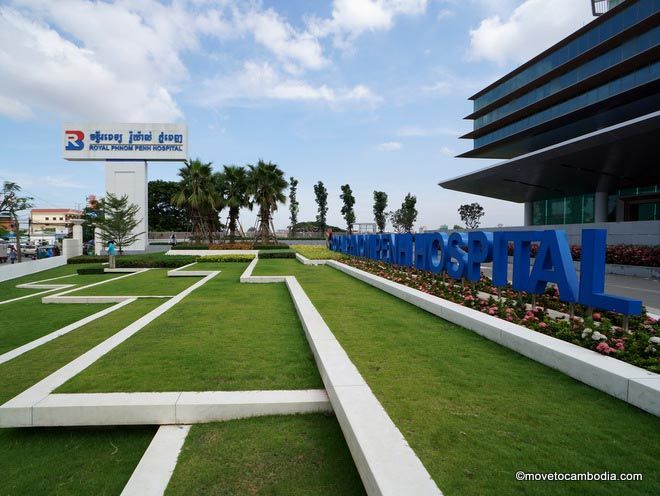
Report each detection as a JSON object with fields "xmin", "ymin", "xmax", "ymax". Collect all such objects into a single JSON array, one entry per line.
[
  {"xmin": 62, "ymin": 123, "xmax": 187, "ymax": 161},
  {"xmin": 330, "ymin": 229, "xmax": 642, "ymax": 316}
]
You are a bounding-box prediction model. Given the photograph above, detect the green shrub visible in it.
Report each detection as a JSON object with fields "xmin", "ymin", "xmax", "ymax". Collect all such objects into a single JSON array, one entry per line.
[
  {"xmin": 171, "ymin": 244, "xmax": 209, "ymax": 250},
  {"xmin": 198, "ymin": 255, "xmax": 255, "ymax": 263},
  {"xmin": 77, "ymin": 267, "xmax": 106, "ymax": 275},
  {"xmin": 292, "ymin": 245, "xmax": 345, "ymax": 260},
  {"xmin": 253, "ymin": 243, "xmax": 290, "ymax": 250},
  {"xmin": 115, "ymin": 253, "xmax": 194, "ymax": 268},
  {"xmin": 258, "ymin": 251, "xmax": 296, "ymax": 259},
  {"xmin": 67, "ymin": 255, "xmax": 108, "ymax": 264}
]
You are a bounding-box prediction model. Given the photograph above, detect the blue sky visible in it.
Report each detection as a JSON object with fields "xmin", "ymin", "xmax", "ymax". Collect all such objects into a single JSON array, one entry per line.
[{"xmin": 0, "ymin": 0, "xmax": 594, "ymax": 230}]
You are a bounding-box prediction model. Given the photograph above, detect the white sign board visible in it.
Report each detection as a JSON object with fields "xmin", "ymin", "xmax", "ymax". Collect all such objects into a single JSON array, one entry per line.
[{"xmin": 62, "ymin": 123, "xmax": 187, "ymax": 161}]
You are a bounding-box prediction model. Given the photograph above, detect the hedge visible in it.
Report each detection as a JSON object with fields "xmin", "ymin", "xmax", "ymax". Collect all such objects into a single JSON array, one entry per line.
[
  {"xmin": 507, "ymin": 243, "xmax": 660, "ymax": 267},
  {"xmin": 258, "ymin": 251, "xmax": 296, "ymax": 259},
  {"xmin": 171, "ymin": 245, "xmax": 209, "ymax": 250},
  {"xmin": 253, "ymin": 243, "xmax": 290, "ymax": 250},
  {"xmin": 115, "ymin": 253, "xmax": 194, "ymax": 268},
  {"xmin": 67, "ymin": 255, "xmax": 108, "ymax": 264},
  {"xmin": 77, "ymin": 267, "xmax": 106, "ymax": 275},
  {"xmin": 197, "ymin": 255, "xmax": 255, "ymax": 263}
]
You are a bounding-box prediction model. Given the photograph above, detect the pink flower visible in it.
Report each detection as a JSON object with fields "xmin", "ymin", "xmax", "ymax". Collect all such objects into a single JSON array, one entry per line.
[
  {"xmin": 596, "ymin": 342, "xmax": 613, "ymax": 355},
  {"xmin": 539, "ymin": 322, "xmax": 547, "ymax": 329},
  {"xmin": 488, "ymin": 309, "xmax": 496, "ymax": 315},
  {"xmin": 506, "ymin": 316, "xmax": 513, "ymax": 322},
  {"xmin": 592, "ymin": 312, "xmax": 601, "ymax": 321}
]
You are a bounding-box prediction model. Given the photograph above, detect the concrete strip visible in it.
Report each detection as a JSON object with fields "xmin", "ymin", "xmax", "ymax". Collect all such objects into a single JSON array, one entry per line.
[
  {"xmin": 0, "ymin": 286, "xmax": 74, "ymax": 305},
  {"xmin": 239, "ymin": 257, "xmax": 259, "ymax": 282},
  {"xmin": 15, "ymin": 273, "xmax": 78, "ymax": 288},
  {"xmin": 176, "ymin": 389, "xmax": 331, "ymax": 423},
  {"xmin": 33, "ymin": 393, "xmax": 181, "ymax": 426},
  {"xmin": 628, "ymin": 377, "xmax": 660, "ymax": 416},
  {"xmin": 327, "ymin": 260, "xmax": 660, "ymax": 417},
  {"xmin": 166, "ymin": 249, "xmax": 259, "ymax": 256},
  {"xmin": 121, "ymin": 425, "xmax": 191, "ymax": 496},
  {"xmin": 263, "ymin": 274, "xmax": 441, "ymax": 495},
  {"xmin": 0, "ymin": 271, "xmax": 219, "ymax": 427},
  {"xmin": 295, "ymin": 253, "xmax": 328, "ymax": 266},
  {"xmin": 0, "ymin": 298, "xmax": 136, "ymax": 365}
]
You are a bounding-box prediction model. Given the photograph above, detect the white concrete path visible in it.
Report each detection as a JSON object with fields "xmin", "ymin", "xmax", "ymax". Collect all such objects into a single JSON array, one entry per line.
[{"xmin": 121, "ymin": 425, "xmax": 191, "ymax": 496}]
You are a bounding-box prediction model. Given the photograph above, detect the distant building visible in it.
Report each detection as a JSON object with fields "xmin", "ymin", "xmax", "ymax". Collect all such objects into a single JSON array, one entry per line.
[
  {"xmin": 354, "ymin": 223, "xmax": 377, "ymax": 234},
  {"xmin": 440, "ymin": 0, "xmax": 659, "ymax": 244},
  {"xmin": 30, "ymin": 208, "xmax": 82, "ymax": 243}
]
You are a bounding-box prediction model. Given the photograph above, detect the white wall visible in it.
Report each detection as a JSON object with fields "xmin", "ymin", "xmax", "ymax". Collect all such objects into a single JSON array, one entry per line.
[{"xmin": 0, "ymin": 256, "xmax": 67, "ymax": 283}]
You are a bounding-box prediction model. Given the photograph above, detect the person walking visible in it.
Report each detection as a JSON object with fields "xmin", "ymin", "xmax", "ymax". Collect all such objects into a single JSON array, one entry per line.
[
  {"xmin": 107, "ymin": 239, "xmax": 117, "ymax": 269},
  {"xmin": 170, "ymin": 233, "xmax": 177, "ymax": 248},
  {"xmin": 9, "ymin": 246, "xmax": 17, "ymax": 264},
  {"xmin": 325, "ymin": 227, "xmax": 333, "ymax": 249}
]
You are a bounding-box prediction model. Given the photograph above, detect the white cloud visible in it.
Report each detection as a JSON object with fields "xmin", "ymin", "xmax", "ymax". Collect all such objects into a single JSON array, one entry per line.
[
  {"xmin": 376, "ymin": 141, "xmax": 402, "ymax": 151},
  {"xmin": 436, "ymin": 9, "xmax": 455, "ymax": 21},
  {"xmin": 309, "ymin": 0, "xmax": 428, "ymax": 47},
  {"xmin": 201, "ymin": 61, "xmax": 381, "ymax": 106},
  {"xmin": 238, "ymin": 8, "xmax": 327, "ymax": 73},
  {"xmin": 468, "ymin": 0, "xmax": 593, "ymax": 66},
  {"xmin": 398, "ymin": 126, "xmax": 458, "ymax": 137},
  {"xmin": 439, "ymin": 145, "xmax": 455, "ymax": 156}
]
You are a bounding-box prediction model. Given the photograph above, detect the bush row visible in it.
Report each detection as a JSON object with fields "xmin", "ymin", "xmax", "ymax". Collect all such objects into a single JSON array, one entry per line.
[
  {"xmin": 68, "ymin": 255, "xmax": 108, "ymax": 264},
  {"xmin": 197, "ymin": 255, "xmax": 255, "ymax": 263},
  {"xmin": 258, "ymin": 251, "xmax": 296, "ymax": 259},
  {"xmin": 171, "ymin": 243, "xmax": 290, "ymax": 251},
  {"xmin": 76, "ymin": 267, "xmax": 106, "ymax": 275}
]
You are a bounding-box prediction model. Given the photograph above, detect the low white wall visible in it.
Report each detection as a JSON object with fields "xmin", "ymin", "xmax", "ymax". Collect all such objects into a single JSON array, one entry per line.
[
  {"xmin": 62, "ymin": 239, "xmax": 82, "ymax": 260},
  {"xmin": 0, "ymin": 256, "xmax": 67, "ymax": 283}
]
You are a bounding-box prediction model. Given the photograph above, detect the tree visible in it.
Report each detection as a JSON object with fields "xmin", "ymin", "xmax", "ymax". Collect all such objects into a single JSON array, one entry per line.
[
  {"xmin": 389, "ymin": 193, "xmax": 417, "ymax": 233},
  {"xmin": 82, "ymin": 196, "xmax": 104, "ymax": 242},
  {"xmin": 0, "ymin": 181, "xmax": 33, "ymax": 262},
  {"xmin": 148, "ymin": 180, "xmax": 188, "ymax": 232},
  {"xmin": 340, "ymin": 184, "xmax": 356, "ymax": 234},
  {"xmin": 458, "ymin": 202, "xmax": 485, "ymax": 230},
  {"xmin": 288, "ymin": 177, "xmax": 299, "ymax": 238},
  {"xmin": 372, "ymin": 191, "xmax": 388, "ymax": 233},
  {"xmin": 314, "ymin": 181, "xmax": 328, "ymax": 232},
  {"xmin": 172, "ymin": 159, "xmax": 220, "ymax": 244},
  {"xmin": 247, "ymin": 160, "xmax": 287, "ymax": 243},
  {"xmin": 94, "ymin": 193, "xmax": 143, "ymax": 253},
  {"xmin": 215, "ymin": 165, "xmax": 251, "ymax": 242}
]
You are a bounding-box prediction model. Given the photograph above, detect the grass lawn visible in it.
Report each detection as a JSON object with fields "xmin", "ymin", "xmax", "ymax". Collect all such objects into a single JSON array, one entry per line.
[
  {"xmin": 58, "ymin": 263, "xmax": 322, "ymax": 393},
  {"xmin": 0, "ymin": 426, "xmax": 155, "ymax": 495},
  {"xmin": 0, "ymin": 299, "xmax": 162, "ymax": 404},
  {"xmin": 253, "ymin": 259, "xmax": 660, "ymax": 496},
  {"xmin": 291, "ymin": 244, "xmax": 346, "ymax": 260},
  {"xmin": 0, "ymin": 264, "xmax": 110, "ymax": 302},
  {"xmin": 166, "ymin": 414, "xmax": 364, "ymax": 495},
  {"xmin": 69, "ymin": 269, "xmax": 197, "ymax": 296},
  {"xmin": 0, "ymin": 297, "xmax": 112, "ymax": 355}
]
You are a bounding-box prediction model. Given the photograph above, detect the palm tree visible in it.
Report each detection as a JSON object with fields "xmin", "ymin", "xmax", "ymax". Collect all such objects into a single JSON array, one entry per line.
[
  {"xmin": 215, "ymin": 165, "xmax": 251, "ymax": 243},
  {"xmin": 247, "ymin": 160, "xmax": 287, "ymax": 243},
  {"xmin": 172, "ymin": 159, "xmax": 220, "ymax": 244}
]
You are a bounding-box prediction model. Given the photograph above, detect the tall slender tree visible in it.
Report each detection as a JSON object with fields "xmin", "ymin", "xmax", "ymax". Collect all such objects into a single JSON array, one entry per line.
[
  {"xmin": 372, "ymin": 191, "xmax": 388, "ymax": 233},
  {"xmin": 94, "ymin": 193, "xmax": 143, "ymax": 253},
  {"xmin": 247, "ymin": 160, "xmax": 287, "ymax": 243},
  {"xmin": 313, "ymin": 181, "xmax": 328, "ymax": 233},
  {"xmin": 288, "ymin": 177, "xmax": 299, "ymax": 238},
  {"xmin": 172, "ymin": 159, "xmax": 220, "ymax": 244},
  {"xmin": 0, "ymin": 181, "xmax": 33, "ymax": 262},
  {"xmin": 340, "ymin": 184, "xmax": 356, "ymax": 234},
  {"xmin": 390, "ymin": 193, "xmax": 417, "ymax": 233},
  {"xmin": 215, "ymin": 165, "xmax": 251, "ymax": 242}
]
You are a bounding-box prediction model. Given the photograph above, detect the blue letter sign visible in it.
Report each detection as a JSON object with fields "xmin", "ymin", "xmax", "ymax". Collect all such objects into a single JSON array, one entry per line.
[{"xmin": 330, "ymin": 229, "xmax": 641, "ymax": 316}]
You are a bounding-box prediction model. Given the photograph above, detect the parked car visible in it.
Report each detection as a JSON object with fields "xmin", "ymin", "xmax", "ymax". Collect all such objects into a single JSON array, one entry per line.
[{"xmin": 21, "ymin": 244, "xmax": 37, "ymax": 259}]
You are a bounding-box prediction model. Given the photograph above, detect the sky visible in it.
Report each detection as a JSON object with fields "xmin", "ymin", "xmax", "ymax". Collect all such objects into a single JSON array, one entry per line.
[{"xmin": 0, "ymin": 0, "xmax": 595, "ymax": 231}]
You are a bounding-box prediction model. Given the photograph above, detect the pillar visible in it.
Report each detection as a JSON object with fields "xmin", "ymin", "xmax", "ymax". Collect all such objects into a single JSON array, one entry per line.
[
  {"xmin": 523, "ymin": 201, "xmax": 533, "ymax": 226},
  {"xmin": 104, "ymin": 161, "xmax": 149, "ymax": 251},
  {"xmin": 71, "ymin": 218, "xmax": 84, "ymax": 240},
  {"xmin": 594, "ymin": 191, "xmax": 608, "ymax": 224}
]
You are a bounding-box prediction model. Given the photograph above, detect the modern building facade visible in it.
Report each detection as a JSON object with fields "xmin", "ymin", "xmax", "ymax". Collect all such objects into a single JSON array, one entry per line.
[{"xmin": 441, "ymin": 0, "xmax": 659, "ymax": 236}]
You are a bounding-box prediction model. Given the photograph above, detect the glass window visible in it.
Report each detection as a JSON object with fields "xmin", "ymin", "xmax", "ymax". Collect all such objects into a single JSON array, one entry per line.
[
  {"xmin": 548, "ymin": 198, "xmax": 565, "ymax": 225},
  {"xmin": 532, "ymin": 200, "xmax": 546, "ymax": 225},
  {"xmin": 582, "ymin": 194, "xmax": 595, "ymax": 223},
  {"xmin": 638, "ymin": 202, "xmax": 659, "ymax": 221},
  {"xmin": 565, "ymin": 195, "xmax": 583, "ymax": 224}
]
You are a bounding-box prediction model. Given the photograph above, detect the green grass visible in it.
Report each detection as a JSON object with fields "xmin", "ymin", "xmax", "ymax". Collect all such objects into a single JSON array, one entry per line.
[
  {"xmin": 253, "ymin": 259, "xmax": 660, "ymax": 496},
  {"xmin": 0, "ymin": 263, "xmax": 109, "ymax": 302},
  {"xmin": 291, "ymin": 244, "xmax": 347, "ymax": 260},
  {"xmin": 58, "ymin": 263, "xmax": 322, "ymax": 392},
  {"xmin": 69, "ymin": 269, "xmax": 197, "ymax": 296},
  {"xmin": 0, "ymin": 299, "xmax": 162, "ymax": 404},
  {"xmin": 0, "ymin": 297, "xmax": 112, "ymax": 355},
  {"xmin": 0, "ymin": 426, "xmax": 155, "ymax": 495},
  {"xmin": 166, "ymin": 414, "xmax": 364, "ymax": 496}
]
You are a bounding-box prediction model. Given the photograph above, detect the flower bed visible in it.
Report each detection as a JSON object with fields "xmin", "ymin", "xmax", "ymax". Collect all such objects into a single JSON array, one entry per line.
[
  {"xmin": 340, "ymin": 257, "xmax": 660, "ymax": 373},
  {"xmin": 291, "ymin": 245, "xmax": 347, "ymax": 260}
]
